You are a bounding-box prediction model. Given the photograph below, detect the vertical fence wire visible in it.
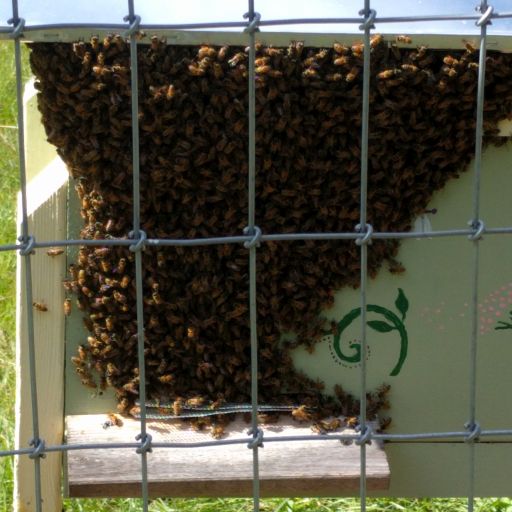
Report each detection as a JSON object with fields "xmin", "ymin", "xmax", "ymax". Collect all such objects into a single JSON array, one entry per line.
[
  {"xmin": 125, "ymin": 0, "xmax": 151, "ymax": 509},
  {"xmin": 10, "ymin": 1, "xmax": 43, "ymax": 510},
  {"xmin": 245, "ymin": 1, "xmax": 262, "ymax": 510},
  {"xmin": 357, "ymin": 2, "xmax": 375, "ymax": 511},
  {"xmin": 5, "ymin": 4, "xmax": 512, "ymax": 510},
  {"xmin": 466, "ymin": 2, "xmax": 492, "ymax": 511}
]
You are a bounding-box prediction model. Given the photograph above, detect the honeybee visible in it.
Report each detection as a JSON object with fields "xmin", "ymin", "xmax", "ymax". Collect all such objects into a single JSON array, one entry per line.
[
  {"xmin": 81, "ymin": 377, "xmax": 98, "ymax": 389},
  {"xmin": 442, "ymin": 66, "xmax": 457, "ymax": 78},
  {"xmin": 443, "ymin": 55, "xmax": 459, "ymax": 66},
  {"xmin": 401, "ymin": 64, "xmax": 418, "ymax": 73},
  {"xmin": 287, "ymin": 41, "xmax": 304, "ymax": 58},
  {"xmin": 312, "ymin": 417, "xmax": 343, "ymax": 434},
  {"xmin": 377, "ymin": 69, "xmax": 399, "ymax": 80},
  {"xmin": 172, "ymin": 398, "xmax": 184, "ymax": 416},
  {"xmin": 333, "ymin": 56, "xmax": 349, "ymax": 67},
  {"xmin": 465, "ymin": 41, "xmax": 476, "ymax": 53},
  {"xmin": 117, "ymin": 398, "xmax": 131, "ymax": 414},
  {"xmin": 70, "ymin": 356, "xmax": 83, "ymax": 367},
  {"xmin": 388, "ymin": 260, "xmax": 406, "ymax": 274},
  {"xmin": 212, "ymin": 62, "xmax": 224, "ymax": 79},
  {"xmin": 325, "ymin": 73, "xmax": 343, "ymax": 82},
  {"xmin": 188, "ymin": 64, "xmax": 205, "ymax": 76},
  {"xmin": 345, "ymin": 416, "xmax": 359, "ymax": 428},
  {"xmin": 291, "ymin": 405, "xmax": 312, "ymax": 422},
  {"xmin": 78, "ymin": 269, "xmax": 87, "ymax": 286},
  {"xmin": 63, "ymin": 299, "xmax": 72, "ymax": 316},
  {"xmin": 47, "ymin": 248, "xmax": 64, "ymax": 257},
  {"xmin": 33, "ymin": 302, "xmax": 48, "ymax": 312},
  {"xmin": 395, "ymin": 35, "xmax": 412, "ymax": 44},
  {"xmin": 105, "ymin": 316, "xmax": 115, "ymax": 331},
  {"xmin": 370, "ymin": 34, "xmax": 383, "ymax": 48},
  {"xmin": 346, "ymin": 67, "xmax": 360, "ymax": 82},
  {"xmin": 256, "ymin": 65, "xmax": 272, "ymax": 75},
  {"xmin": 302, "ymin": 68, "xmax": 319, "ymax": 79},
  {"xmin": 437, "ymin": 79, "xmax": 448, "ymax": 91},
  {"xmin": 379, "ymin": 417, "xmax": 392, "ymax": 430},
  {"xmin": 90, "ymin": 35, "xmax": 99, "ymax": 52},
  {"xmin": 211, "ymin": 424, "xmax": 226, "ymax": 439},
  {"xmin": 103, "ymin": 413, "xmax": 123, "ymax": 429},
  {"xmin": 217, "ymin": 45, "xmax": 229, "ymax": 61},
  {"xmin": 268, "ymin": 46, "xmax": 284, "ymax": 58},
  {"xmin": 351, "ymin": 42, "xmax": 364, "ymax": 56},
  {"xmin": 117, "ymin": 258, "xmax": 127, "ymax": 274},
  {"xmin": 113, "ymin": 291, "xmax": 127, "ymax": 304},
  {"xmin": 99, "ymin": 260, "xmax": 111, "ymax": 273},
  {"xmin": 198, "ymin": 45, "xmax": 216, "ymax": 59},
  {"xmin": 186, "ymin": 396, "xmax": 206, "ymax": 408},
  {"xmin": 333, "ymin": 43, "xmax": 349, "ymax": 55},
  {"xmin": 228, "ymin": 52, "xmax": 246, "ymax": 67}
]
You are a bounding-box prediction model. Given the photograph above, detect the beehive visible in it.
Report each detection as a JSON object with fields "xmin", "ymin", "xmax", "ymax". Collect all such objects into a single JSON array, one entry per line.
[{"xmin": 10, "ymin": 1, "xmax": 512, "ymax": 509}]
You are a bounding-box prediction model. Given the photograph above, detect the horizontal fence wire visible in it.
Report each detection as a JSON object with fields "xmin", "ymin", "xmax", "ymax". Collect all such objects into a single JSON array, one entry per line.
[
  {"xmin": 3, "ymin": 427, "xmax": 512, "ymax": 460},
  {"xmin": 1, "ymin": 225, "xmax": 512, "ymax": 253},
  {"xmin": 1, "ymin": 11, "xmax": 512, "ymax": 37},
  {"xmin": 2, "ymin": 1, "xmax": 511, "ymax": 511}
]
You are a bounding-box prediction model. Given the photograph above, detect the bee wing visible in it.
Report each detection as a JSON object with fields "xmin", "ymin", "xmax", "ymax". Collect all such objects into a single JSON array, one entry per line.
[{"xmin": 412, "ymin": 214, "xmax": 432, "ymax": 239}]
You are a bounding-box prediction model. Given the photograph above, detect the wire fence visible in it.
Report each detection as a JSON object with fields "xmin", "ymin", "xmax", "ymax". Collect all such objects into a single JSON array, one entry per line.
[{"xmin": 3, "ymin": 0, "xmax": 512, "ymax": 511}]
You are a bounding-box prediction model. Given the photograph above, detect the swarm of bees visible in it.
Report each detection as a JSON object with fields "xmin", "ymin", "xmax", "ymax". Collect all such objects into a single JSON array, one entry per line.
[{"xmin": 28, "ymin": 34, "xmax": 512, "ymax": 435}]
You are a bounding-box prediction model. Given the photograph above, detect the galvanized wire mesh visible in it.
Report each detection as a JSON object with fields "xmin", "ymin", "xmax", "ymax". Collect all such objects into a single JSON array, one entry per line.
[{"xmin": 3, "ymin": 0, "xmax": 512, "ymax": 511}]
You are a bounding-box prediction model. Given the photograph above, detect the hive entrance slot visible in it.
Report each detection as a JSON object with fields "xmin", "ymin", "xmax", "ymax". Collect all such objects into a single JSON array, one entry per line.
[{"xmin": 65, "ymin": 414, "xmax": 390, "ymax": 497}]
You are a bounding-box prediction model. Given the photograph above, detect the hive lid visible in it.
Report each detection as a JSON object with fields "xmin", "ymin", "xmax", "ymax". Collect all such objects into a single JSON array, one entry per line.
[{"xmin": 1, "ymin": 0, "xmax": 511, "ymax": 47}]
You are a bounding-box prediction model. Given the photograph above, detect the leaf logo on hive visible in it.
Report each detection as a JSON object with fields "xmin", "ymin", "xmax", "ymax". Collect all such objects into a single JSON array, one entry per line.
[{"xmin": 328, "ymin": 289, "xmax": 409, "ymax": 376}]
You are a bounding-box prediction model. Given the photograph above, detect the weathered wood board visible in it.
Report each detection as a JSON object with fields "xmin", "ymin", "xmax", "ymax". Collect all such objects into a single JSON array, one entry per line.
[
  {"xmin": 66, "ymin": 415, "xmax": 389, "ymax": 497},
  {"xmin": 14, "ymin": 81, "xmax": 67, "ymax": 512}
]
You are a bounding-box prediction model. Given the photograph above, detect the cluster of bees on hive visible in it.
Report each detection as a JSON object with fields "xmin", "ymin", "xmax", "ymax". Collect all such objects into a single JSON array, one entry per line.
[{"xmin": 28, "ymin": 32, "xmax": 512, "ymax": 437}]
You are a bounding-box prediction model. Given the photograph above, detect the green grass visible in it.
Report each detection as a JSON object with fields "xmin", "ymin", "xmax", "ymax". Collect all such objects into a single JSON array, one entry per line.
[{"xmin": 0, "ymin": 40, "xmax": 511, "ymax": 512}]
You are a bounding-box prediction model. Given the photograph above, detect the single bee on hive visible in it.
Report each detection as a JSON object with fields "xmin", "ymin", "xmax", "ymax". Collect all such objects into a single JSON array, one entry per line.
[
  {"xmin": 103, "ymin": 413, "xmax": 123, "ymax": 429},
  {"xmin": 395, "ymin": 35, "xmax": 412, "ymax": 44},
  {"xmin": 63, "ymin": 299, "xmax": 72, "ymax": 316},
  {"xmin": 33, "ymin": 302, "xmax": 48, "ymax": 312},
  {"xmin": 47, "ymin": 248, "xmax": 64, "ymax": 257}
]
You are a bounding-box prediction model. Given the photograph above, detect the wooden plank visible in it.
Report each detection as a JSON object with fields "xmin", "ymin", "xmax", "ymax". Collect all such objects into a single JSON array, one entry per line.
[
  {"xmin": 14, "ymin": 82, "xmax": 69, "ymax": 512},
  {"xmin": 66, "ymin": 414, "xmax": 389, "ymax": 498}
]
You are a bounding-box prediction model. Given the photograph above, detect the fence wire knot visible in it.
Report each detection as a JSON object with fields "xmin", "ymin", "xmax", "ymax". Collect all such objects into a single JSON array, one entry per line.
[
  {"xmin": 468, "ymin": 219, "xmax": 485, "ymax": 241},
  {"xmin": 355, "ymin": 424, "xmax": 373, "ymax": 446},
  {"xmin": 247, "ymin": 427, "xmax": 264, "ymax": 449},
  {"xmin": 29, "ymin": 438, "xmax": 46, "ymax": 459},
  {"xmin": 135, "ymin": 432, "xmax": 153, "ymax": 454},
  {"xmin": 128, "ymin": 229, "xmax": 147, "ymax": 252},
  {"xmin": 7, "ymin": 17, "xmax": 25, "ymax": 39},
  {"xmin": 243, "ymin": 11, "xmax": 261, "ymax": 33},
  {"xmin": 18, "ymin": 235, "xmax": 36, "ymax": 256},
  {"xmin": 355, "ymin": 223, "xmax": 373, "ymax": 246},
  {"xmin": 476, "ymin": 4, "xmax": 494, "ymax": 26},
  {"xmin": 358, "ymin": 8, "xmax": 377, "ymax": 31},
  {"xmin": 123, "ymin": 14, "xmax": 142, "ymax": 37},
  {"xmin": 465, "ymin": 421, "xmax": 482, "ymax": 442},
  {"xmin": 243, "ymin": 226, "xmax": 262, "ymax": 249}
]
